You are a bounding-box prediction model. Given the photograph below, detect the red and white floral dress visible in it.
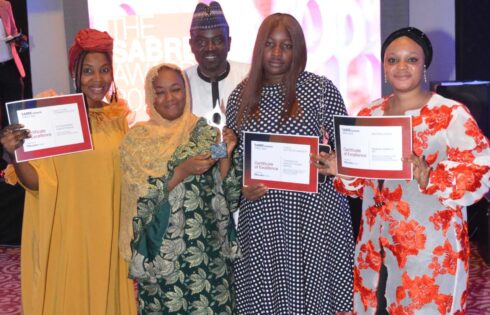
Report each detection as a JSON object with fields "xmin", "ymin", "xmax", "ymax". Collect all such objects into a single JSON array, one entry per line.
[{"xmin": 335, "ymin": 93, "xmax": 490, "ymax": 314}]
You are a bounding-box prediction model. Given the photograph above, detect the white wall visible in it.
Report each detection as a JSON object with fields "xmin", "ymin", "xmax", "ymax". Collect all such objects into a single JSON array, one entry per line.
[
  {"xmin": 410, "ymin": 0, "xmax": 456, "ymax": 82},
  {"xmin": 26, "ymin": 0, "xmax": 70, "ymax": 95}
]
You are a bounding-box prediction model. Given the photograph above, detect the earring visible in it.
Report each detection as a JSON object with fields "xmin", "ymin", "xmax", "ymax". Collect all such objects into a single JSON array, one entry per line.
[
  {"xmin": 110, "ymin": 82, "xmax": 118, "ymax": 103},
  {"xmin": 423, "ymin": 65, "xmax": 427, "ymax": 83}
]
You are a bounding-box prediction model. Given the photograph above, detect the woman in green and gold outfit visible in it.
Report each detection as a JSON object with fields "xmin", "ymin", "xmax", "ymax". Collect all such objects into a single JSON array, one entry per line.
[{"xmin": 120, "ymin": 63, "xmax": 240, "ymax": 314}]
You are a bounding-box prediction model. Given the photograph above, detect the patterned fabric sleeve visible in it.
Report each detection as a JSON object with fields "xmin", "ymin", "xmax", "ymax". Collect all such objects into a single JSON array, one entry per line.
[
  {"xmin": 422, "ymin": 104, "xmax": 490, "ymax": 207},
  {"xmin": 129, "ymin": 122, "xmax": 211, "ymax": 278},
  {"xmin": 333, "ymin": 177, "xmax": 366, "ymax": 198},
  {"xmin": 222, "ymin": 150, "xmax": 242, "ymax": 214},
  {"xmin": 129, "ymin": 173, "xmax": 173, "ymax": 280},
  {"xmin": 123, "ymin": 123, "xmax": 175, "ymax": 277},
  {"xmin": 220, "ymin": 149, "xmax": 242, "ymax": 259}
]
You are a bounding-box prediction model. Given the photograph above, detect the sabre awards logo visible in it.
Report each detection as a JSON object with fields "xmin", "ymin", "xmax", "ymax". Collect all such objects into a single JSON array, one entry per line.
[{"xmin": 108, "ymin": 3, "xmax": 194, "ymax": 122}]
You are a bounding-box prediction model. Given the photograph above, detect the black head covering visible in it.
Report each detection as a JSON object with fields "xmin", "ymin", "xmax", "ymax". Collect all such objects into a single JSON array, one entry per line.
[
  {"xmin": 190, "ymin": 1, "xmax": 229, "ymax": 33},
  {"xmin": 381, "ymin": 27, "xmax": 433, "ymax": 68}
]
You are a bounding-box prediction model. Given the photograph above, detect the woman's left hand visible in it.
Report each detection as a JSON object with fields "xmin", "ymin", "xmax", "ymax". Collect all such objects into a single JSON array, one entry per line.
[
  {"xmin": 221, "ymin": 127, "xmax": 237, "ymax": 158},
  {"xmin": 404, "ymin": 154, "xmax": 431, "ymax": 189},
  {"xmin": 311, "ymin": 151, "xmax": 337, "ymax": 176},
  {"xmin": 0, "ymin": 124, "xmax": 31, "ymax": 156}
]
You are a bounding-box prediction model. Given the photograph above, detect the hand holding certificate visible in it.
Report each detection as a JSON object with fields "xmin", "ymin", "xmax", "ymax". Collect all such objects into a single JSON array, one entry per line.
[
  {"xmin": 333, "ymin": 115, "xmax": 412, "ymax": 179},
  {"xmin": 243, "ymin": 132, "xmax": 319, "ymax": 193},
  {"xmin": 5, "ymin": 94, "xmax": 93, "ymax": 162}
]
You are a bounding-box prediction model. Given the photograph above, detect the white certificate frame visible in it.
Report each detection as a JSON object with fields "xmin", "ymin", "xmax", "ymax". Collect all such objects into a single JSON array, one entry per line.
[
  {"xmin": 243, "ymin": 131, "xmax": 319, "ymax": 193},
  {"xmin": 6, "ymin": 93, "xmax": 93, "ymax": 162},
  {"xmin": 333, "ymin": 115, "xmax": 412, "ymax": 180}
]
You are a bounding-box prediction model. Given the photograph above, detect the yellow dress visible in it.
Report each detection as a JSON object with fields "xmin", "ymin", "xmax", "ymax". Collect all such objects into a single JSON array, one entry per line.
[{"xmin": 20, "ymin": 106, "xmax": 137, "ymax": 315}]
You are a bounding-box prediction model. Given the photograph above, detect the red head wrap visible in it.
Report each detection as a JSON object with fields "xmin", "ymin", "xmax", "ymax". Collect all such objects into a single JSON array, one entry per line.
[{"xmin": 68, "ymin": 28, "xmax": 114, "ymax": 77}]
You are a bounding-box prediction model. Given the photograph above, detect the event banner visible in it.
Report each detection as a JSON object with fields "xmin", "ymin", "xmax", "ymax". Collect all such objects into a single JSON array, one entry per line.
[
  {"xmin": 243, "ymin": 132, "xmax": 319, "ymax": 193},
  {"xmin": 333, "ymin": 115, "xmax": 412, "ymax": 179},
  {"xmin": 87, "ymin": 1, "xmax": 381, "ymax": 122},
  {"xmin": 6, "ymin": 94, "xmax": 93, "ymax": 162}
]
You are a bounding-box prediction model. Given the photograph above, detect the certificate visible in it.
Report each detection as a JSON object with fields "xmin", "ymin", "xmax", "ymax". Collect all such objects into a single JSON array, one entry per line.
[
  {"xmin": 6, "ymin": 94, "xmax": 93, "ymax": 162},
  {"xmin": 243, "ymin": 132, "xmax": 319, "ymax": 193},
  {"xmin": 333, "ymin": 115, "xmax": 412, "ymax": 179}
]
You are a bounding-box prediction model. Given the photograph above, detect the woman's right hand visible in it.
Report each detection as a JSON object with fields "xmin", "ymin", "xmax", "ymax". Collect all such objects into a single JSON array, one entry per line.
[
  {"xmin": 221, "ymin": 127, "xmax": 237, "ymax": 158},
  {"xmin": 168, "ymin": 153, "xmax": 217, "ymax": 192},
  {"xmin": 179, "ymin": 153, "xmax": 216, "ymax": 177},
  {"xmin": 0, "ymin": 124, "xmax": 31, "ymax": 156},
  {"xmin": 242, "ymin": 184, "xmax": 268, "ymax": 201}
]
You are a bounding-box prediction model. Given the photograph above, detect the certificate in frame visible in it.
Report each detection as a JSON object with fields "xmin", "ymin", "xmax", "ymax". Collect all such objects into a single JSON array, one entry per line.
[
  {"xmin": 333, "ymin": 115, "xmax": 412, "ymax": 179},
  {"xmin": 6, "ymin": 93, "xmax": 93, "ymax": 162},
  {"xmin": 243, "ymin": 132, "xmax": 319, "ymax": 193}
]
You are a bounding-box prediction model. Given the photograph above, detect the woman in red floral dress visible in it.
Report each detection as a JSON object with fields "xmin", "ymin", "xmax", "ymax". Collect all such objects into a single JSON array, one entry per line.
[{"xmin": 319, "ymin": 27, "xmax": 490, "ymax": 314}]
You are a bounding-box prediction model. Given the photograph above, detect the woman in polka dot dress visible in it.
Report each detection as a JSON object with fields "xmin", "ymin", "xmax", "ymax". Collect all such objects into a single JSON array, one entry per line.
[{"xmin": 224, "ymin": 13, "xmax": 354, "ymax": 314}]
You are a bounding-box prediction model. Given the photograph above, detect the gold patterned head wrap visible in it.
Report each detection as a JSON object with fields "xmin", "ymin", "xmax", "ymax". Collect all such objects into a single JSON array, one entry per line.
[
  {"xmin": 142, "ymin": 63, "xmax": 199, "ymax": 145},
  {"xmin": 119, "ymin": 63, "xmax": 199, "ymax": 261}
]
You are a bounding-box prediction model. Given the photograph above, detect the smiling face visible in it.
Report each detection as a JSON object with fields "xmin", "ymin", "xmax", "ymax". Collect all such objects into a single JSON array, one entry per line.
[
  {"xmin": 262, "ymin": 24, "xmax": 293, "ymax": 84},
  {"xmin": 152, "ymin": 68, "xmax": 187, "ymax": 121},
  {"xmin": 189, "ymin": 27, "xmax": 231, "ymax": 79},
  {"xmin": 80, "ymin": 52, "xmax": 113, "ymax": 108},
  {"xmin": 384, "ymin": 36, "xmax": 425, "ymax": 93}
]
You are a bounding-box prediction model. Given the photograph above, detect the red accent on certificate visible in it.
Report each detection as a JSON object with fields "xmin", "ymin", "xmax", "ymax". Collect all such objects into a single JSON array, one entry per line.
[
  {"xmin": 243, "ymin": 132, "xmax": 319, "ymax": 193},
  {"xmin": 6, "ymin": 94, "xmax": 93, "ymax": 162},
  {"xmin": 333, "ymin": 115, "xmax": 412, "ymax": 179}
]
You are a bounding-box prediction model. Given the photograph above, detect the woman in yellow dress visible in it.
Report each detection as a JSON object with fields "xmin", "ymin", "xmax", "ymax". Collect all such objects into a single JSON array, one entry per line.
[{"xmin": 0, "ymin": 29, "xmax": 136, "ymax": 315}]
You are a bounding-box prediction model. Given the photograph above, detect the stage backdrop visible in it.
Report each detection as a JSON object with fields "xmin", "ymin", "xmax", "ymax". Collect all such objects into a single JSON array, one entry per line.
[{"xmin": 88, "ymin": 0, "xmax": 380, "ymax": 122}]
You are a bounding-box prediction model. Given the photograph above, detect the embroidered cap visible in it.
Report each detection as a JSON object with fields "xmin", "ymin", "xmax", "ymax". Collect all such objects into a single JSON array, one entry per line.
[{"xmin": 190, "ymin": 1, "xmax": 229, "ymax": 33}]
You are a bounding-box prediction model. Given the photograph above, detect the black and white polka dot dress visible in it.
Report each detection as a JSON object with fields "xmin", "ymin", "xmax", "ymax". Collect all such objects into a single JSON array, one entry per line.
[{"xmin": 226, "ymin": 72, "xmax": 354, "ymax": 314}]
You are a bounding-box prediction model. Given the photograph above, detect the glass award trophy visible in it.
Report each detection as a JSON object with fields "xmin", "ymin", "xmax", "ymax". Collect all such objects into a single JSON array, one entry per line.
[{"xmin": 206, "ymin": 100, "xmax": 227, "ymax": 159}]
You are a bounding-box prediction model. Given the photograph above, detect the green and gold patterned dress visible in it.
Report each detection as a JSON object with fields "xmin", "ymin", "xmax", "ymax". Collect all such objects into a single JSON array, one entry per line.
[{"xmin": 129, "ymin": 119, "xmax": 240, "ymax": 315}]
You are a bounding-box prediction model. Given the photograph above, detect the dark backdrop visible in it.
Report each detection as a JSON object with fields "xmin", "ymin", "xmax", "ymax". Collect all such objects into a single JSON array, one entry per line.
[
  {"xmin": 0, "ymin": 0, "xmax": 29, "ymax": 245},
  {"xmin": 455, "ymin": 0, "xmax": 490, "ymax": 81}
]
